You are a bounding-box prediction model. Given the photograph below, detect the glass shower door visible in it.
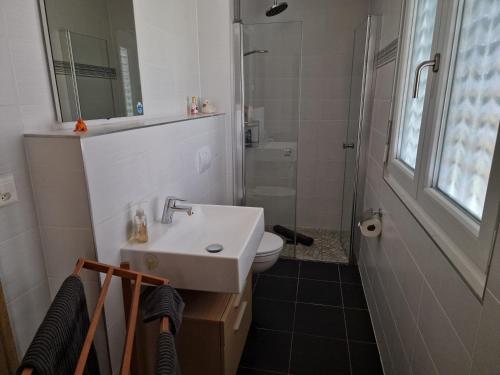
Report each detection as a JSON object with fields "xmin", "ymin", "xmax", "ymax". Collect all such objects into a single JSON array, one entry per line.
[
  {"xmin": 340, "ymin": 17, "xmax": 374, "ymax": 260},
  {"xmin": 242, "ymin": 22, "xmax": 302, "ymax": 256}
]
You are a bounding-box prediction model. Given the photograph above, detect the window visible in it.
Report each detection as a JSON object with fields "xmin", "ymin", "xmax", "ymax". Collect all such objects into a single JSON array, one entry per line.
[
  {"xmin": 397, "ymin": 0, "xmax": 438, "ymax": 169},
  {"xmin": 386, "ymin": 0, "xmax": 500, "ymax": 297},
  {"xmin": 435, "ymin": 0, "xmax": 500, "ymax": 220}
]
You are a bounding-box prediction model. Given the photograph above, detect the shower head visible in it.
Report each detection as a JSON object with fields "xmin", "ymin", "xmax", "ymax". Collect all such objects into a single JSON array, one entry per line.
[
  {"xmin": 243, "ymin": 49, "xmax": 269, "ymax": 57},
  {"xmin": 266, "ymin": 0, "xmax": 288, "ymax": 17}
]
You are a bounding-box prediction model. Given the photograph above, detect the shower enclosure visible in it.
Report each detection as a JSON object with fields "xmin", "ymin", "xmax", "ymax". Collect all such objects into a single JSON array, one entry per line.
[
  {"xmin": 234, "ymin": 7, "xmax": 376, "ymax": 263},
  {"xmin": 242, "ymin": 21, "xmax": 302, "ymax": 237}
]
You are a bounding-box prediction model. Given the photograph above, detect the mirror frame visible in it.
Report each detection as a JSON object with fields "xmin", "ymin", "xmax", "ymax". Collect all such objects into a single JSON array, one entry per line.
[{"xmin": 38, "ymin": 0, "xmax": 64, "ymax": 122}]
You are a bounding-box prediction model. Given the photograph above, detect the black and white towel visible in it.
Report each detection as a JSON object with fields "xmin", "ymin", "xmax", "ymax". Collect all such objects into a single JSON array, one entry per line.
[
  {"xmin": 17, "ymin": 275, "xmax": 100, "ymax": 375},
  {"xmin": 140, "ymin": 284, "xmax": 185, "ymax": 335}
]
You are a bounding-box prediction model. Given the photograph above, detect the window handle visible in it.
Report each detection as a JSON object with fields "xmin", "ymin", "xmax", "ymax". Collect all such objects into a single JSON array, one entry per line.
[{"xmin": 412, "ymin": 53, "xmax": 440, "ymax": 98}]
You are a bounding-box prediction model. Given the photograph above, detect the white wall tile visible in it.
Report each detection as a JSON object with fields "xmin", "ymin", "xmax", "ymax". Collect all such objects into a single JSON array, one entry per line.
[
  {"xmin": 82, "ymin": 115, "xmax": 227, "ymax": 372},
  {"xmin": 30, "ymin": 168, "xmax": 92, "ymax": 228},
  {"xmin": 0, "ymin": 229, "xmax": 46, "ymax": 303},
  {"xmin": 243, "ymin": 0, "xmax": 369, "ymax": 230},
  {"xmin": 7, "ymin": 282, "xmax": 50, "ymax": 356},
  {"xmin": 417, "ymin": 283, "xmax": 471, "ymax": 375},
  {"xmin": 133, "ymin": 0, "xmax": 201, "ymax": 117},
  {"xmin": 376, "ymin": 244, "xmax": 418, "ymax": 362},
  {"xmin": 40, "ymin": 227, "xmax": 95, "ymax": 278},
  {"xmin": 411, "ymin": 329, "xmax": 439, "ymax": 375},
  {"xmin": 372, "ymin": 271, "xmax": 411, "ymax": 375},
  {"xmin": 359, "ymin": 1, "xmax": 498, "ymax": 372},
  {"xmin": 485, "ymin": 224, "xmax": 500, "ymax": 301},
  {"xmin": 0, "ymin": 0, "xmax": 52, "ymax": 360},
  {"xmin": 0, "ymin": 0, "xmax": 231, "ymax": 366},
  {"xmin": 470, "ymin": 291, "xmax": 500, "ymax": 375},
  {"xmin": 0, "ymin": 36, "xmax": 17, "ymax": 106}
]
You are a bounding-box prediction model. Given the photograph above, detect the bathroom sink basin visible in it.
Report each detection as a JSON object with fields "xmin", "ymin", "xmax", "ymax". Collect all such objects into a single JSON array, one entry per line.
[{"xmin": 121, "ymin": 204, "xmax": 264, "ymax": 293}]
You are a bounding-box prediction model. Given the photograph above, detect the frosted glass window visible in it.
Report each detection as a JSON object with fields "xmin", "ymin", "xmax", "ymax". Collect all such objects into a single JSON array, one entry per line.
[
  {"xmin": 437, "ymin": 0, "xmax": 500, "ymax": 219},
  {"xmin": 398, "ymin": 0, "xmax": 438, "ymax": 169}
]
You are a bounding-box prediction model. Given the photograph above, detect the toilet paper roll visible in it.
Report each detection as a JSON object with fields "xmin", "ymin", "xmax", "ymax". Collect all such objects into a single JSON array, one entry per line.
[{"xmin": 359, "ymin": 217, "xmax": 382, "ymax": 238}]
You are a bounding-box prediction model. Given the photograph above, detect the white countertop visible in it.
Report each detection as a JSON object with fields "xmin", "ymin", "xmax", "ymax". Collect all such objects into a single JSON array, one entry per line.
[{"xmin": 24, "ymin": 112, "xmax": 224, "ymax": 138}]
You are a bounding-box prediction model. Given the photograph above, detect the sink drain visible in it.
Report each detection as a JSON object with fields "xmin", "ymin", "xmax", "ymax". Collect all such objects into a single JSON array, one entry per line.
[{"xmin": 206, "ymin": 244, "xmax": 223, "ymax": 253}]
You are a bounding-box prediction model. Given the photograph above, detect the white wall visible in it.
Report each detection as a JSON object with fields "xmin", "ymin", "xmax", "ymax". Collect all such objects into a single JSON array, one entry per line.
[
  {"xmin": 81, "ymin": 115, "xmax": 228, "ymax": 372},
  {"xmin": 360, "ymin": 0, "xmax": 500, "ymax": 373},
  {"xmin": 196, "ymin": 0, "xmax": 235, "ymax": 205},
  {"xmin": 241, "ymin": 0, "xmax": 369, "ymax": 230},
  {"xmin": 134, "ymin": 0, "xmax": 201, "ymax": 117},
  {"xmin": 0, "ymin": 0, "xmax": 234, "ymax": 361},
  {"xmin": 0, "ymin": 0, "xmax": 55, "ymax": 357}
]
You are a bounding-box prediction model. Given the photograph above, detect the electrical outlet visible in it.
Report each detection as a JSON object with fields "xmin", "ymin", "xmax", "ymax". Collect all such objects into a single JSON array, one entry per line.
[{"xmin": 0, "ymin": 174, "xmax": 18, "ymax": 208}]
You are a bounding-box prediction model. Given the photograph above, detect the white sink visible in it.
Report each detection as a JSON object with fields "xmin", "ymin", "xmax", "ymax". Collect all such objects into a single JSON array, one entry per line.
[{"xmin": 121, "ymin": 204, "xmax": 264, "ymax": 293}]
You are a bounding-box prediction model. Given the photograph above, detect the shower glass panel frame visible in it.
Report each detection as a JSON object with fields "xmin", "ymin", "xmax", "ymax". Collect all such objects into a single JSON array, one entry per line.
[
  {"xmin": 340, "ymin": 16, "xmax": 377, "ymax": 262},
  {"xmin": 240, "ymin": 21, "xmax": 303, "ymax": 258},
  {"xmin": 234, "ymin": 15, "xmax": 376, "ymax": 264}
]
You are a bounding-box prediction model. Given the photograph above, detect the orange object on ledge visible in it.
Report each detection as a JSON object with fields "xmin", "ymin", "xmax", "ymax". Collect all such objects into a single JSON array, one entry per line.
[{"xmin": 74, "ymin": 118, "xmax": 88, "ymax": 132}]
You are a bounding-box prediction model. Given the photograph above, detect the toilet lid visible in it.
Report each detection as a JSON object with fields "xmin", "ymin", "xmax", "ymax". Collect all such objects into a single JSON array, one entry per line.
[{"xmin": 257, "ymin": 232, "xmax": 284, "ymax": 255}]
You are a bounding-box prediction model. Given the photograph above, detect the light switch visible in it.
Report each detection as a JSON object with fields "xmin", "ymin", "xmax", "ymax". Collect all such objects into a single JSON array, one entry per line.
[{"xmin": 0, "ymin": 174, "xmax": 18, "ymax": 208}]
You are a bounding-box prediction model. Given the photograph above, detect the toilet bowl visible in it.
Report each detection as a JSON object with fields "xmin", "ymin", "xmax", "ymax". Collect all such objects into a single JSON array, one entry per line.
[{"xmin": 252, "ymin": 232, "xmax": 284, "ymax": 273}]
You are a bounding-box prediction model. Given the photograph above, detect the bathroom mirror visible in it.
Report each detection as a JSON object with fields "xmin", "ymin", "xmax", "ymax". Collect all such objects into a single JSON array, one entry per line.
[{"xmin": 39, "ymin": 0, "xmax": 143, "ymax": 122}]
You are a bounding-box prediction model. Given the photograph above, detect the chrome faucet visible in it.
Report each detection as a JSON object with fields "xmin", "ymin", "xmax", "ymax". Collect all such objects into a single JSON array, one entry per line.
[{"xmin": 161, "ymin": 196, "xmax": 193, "ymax": 224}]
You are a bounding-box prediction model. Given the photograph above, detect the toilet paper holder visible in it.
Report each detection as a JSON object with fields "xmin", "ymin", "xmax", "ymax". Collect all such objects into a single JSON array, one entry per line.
[
  {"xmin": 359, "ymin": 208, "xmax": 382, "ymax": 224},
  {"xmin": 358, "ymin": 209, "xmax": 383, "ymax": 238}
]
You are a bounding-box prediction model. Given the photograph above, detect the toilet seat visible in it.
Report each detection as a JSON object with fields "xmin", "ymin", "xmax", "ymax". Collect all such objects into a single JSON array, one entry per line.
[{"xmin": 255, "ymin": 232, "xmax": 284, "ymax": 258}]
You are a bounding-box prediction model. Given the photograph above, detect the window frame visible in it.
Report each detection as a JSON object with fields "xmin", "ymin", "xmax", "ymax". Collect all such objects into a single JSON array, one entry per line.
[
  {"xmin": 386, "ymin": 0, "xmax": 442, "ymax": 198},
  {"xmin": 385, "ymin": 0, "xmax": 500, "ymax": 298}
]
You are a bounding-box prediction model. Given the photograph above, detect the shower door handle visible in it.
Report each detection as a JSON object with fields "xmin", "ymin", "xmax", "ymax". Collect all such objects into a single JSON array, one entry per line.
[
  {"xmin": 343, "ymin": 143, "xmax": 355, "ymax": 149},
  {"xmin": 412, "ymin": 53, "xmax": 440, "ymax": 98}
]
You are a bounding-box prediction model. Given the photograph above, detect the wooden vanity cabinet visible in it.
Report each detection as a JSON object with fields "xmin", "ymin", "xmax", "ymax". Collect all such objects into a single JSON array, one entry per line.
[{"xmin": 176, "ymin": 274, "xmax": 253, "ymax": 375}]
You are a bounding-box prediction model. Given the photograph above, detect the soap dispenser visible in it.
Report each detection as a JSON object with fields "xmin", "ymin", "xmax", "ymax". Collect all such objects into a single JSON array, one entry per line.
[{"xmin": 132, "ymin": 206, "xmax": 148, "ymax": 243}]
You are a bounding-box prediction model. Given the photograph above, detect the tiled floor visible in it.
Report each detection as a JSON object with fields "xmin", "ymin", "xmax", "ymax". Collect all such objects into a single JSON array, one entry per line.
[{"xmin": 238, "ymin": 258, "xmax": 383, "ymax": 375}]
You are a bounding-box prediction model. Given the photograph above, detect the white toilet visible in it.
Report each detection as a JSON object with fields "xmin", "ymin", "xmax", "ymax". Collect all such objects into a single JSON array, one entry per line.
[{"xmin": 252, "ymin": 232, "xmax": 284, "ymax": 273}]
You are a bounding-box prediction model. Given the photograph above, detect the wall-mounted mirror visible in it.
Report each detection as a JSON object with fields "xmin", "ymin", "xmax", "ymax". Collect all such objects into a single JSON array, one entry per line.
[{"xmin": 40, "ymin": 0, "xmax": 143, "ymax": 122}]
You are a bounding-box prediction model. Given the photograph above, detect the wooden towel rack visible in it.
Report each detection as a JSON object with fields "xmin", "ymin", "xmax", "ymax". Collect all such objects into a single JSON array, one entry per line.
[{"xmin": 22, "ymin": 258, "xmax": 170, "ymax": 375}]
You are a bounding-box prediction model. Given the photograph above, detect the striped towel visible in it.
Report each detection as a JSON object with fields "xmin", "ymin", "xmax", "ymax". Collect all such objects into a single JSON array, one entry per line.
[
  {"xmin": 155, "ymin": 331, "xmax": 180, "ymax": 375},
  {"xmin": 17, "ymin": 275, "xmax": 100, "ymax": 375},
  {"xmin": 140, "ymin": 285, "xmax": 185, "ymax": 335}
]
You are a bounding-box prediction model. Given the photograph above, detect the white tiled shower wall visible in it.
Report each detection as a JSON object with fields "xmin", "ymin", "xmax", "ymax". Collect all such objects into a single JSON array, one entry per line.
[
  {"xmin": 359, "ymin": 0, "xmax": 500, "ymax": 373},
  {"xmin": 241, "ymin": 0, "xmax": 369, "ymax": 230},
  {"xmin": 0, "ymin": 0, "xmax": 233, "ymax": 360}
]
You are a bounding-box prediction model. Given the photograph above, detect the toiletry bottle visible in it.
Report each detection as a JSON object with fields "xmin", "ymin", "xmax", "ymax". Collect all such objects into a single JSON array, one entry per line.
[
  {"xmin": 191, "ymin": 96, "xmax": 199, "ymax": 115},
  {"xmin": 133, "ymin": 207, "xmax": 148, "ymax": 243}
]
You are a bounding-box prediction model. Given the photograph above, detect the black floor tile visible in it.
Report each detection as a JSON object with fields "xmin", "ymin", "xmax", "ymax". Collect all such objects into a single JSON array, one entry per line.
[
  {"xmin": 254, "ymin": 275, "xmax": 298, "ymax": 301},
  {"xmin": 349, "ymin": 341, "xmax": 383, "ymax": 375},
  {"xmin": 263, "ymin": 258, "xmax": 300, "ymax": 277},
  {"xmin": 341, "ymin": 283, "xmax": 367, "ymax": 309},
  {"xmin": 253, "ymin": 298, "xmax": 295, "ymax": 332},
  {"xmin": 240, "ymin": 328, "xmax": 292, "ymax": 373},
  {"xmin": 290, "ymin": 334, "xmax": 350, "ymax": 375},
  {"xmin": 340, "ymin": 264, "xmax": 362, "ymax": 284},
  {"xmin": 238, "ymin": 367, "xmax": 286, "ymax": 375},
  {"xmin": 294, "ymin": 303, "xmax": 346, "ymax": 339},
  {"xmin": 300, "ymin": 261, "xmax": 339, "ymax": 282},
  {"xmin": 244, "ymin": 260, "xmax": 381, "ymax": 375},
  {"xmin": 252, "ymin": 275, "xmax": 259, "ymax": 293},
  {"xmin": 345, "ymin": 308, "xmax": 376, "ymax": 343},
  {"xmin": 297, "ymin": 279, "xmax": 342, "ymax": 307}
]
